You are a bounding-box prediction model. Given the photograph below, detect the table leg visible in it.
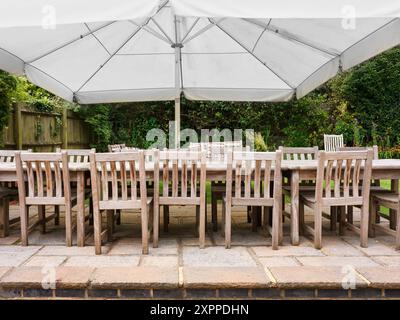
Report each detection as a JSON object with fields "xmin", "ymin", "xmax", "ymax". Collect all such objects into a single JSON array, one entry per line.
[
  {"xmin": 77, "ymin": 172, "xmax": 85, "ymax": 247},
  {"xmin": 0, "ymin": 197, "xmax": 9, "ymax": 237},
  {"xmin": 290, "ymin": 170, "xmax": 300, "ymax": 245},
  {"xmin": 390, "ymin": 179, "xmax": 398, "ymax": 230}
]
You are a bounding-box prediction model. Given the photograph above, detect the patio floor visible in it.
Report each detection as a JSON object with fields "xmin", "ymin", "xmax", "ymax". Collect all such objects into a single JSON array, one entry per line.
[{"xmin": 0, "ymin": 204, "xmax": 400, "ymax": 299}]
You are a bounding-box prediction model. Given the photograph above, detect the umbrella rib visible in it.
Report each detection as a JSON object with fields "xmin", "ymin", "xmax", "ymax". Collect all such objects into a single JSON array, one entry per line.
[
  {"xmin": 244, "ymin": 18, "xmax": 340, "ymax": 57},
  {"xmin": 75, "ymin": 1, "xmax": 169, "ymax": 95},
  {"xmin": 151, "ymin": 17, "xmax": 174, "ymax": 44},
  {"xmin": 251, "ymin": 19, "xmax": 272, "ymax": 53},
  {"xmin": 211, "ymin": 19, "xmax": 295, "ymax": 90},
  {"xmin": 181, "ymin": 18, "xmax": 200, "ymax": 43},
  {"xmin": 27, "ymin": 21, "xmax": 117, "ymax": 64},
  {"xmin": 128, "ymin": 20, "xmax": 172, "ymax": 45},
  {"xmin": 296, "ymin": 17, "xmax": 400, "ymax": 94},
  {"xmin": 84, "ymin": 23, "xmax": 112, "ymax": 56}
]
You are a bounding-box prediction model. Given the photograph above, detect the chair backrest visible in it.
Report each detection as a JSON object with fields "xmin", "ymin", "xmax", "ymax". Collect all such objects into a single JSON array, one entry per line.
[
  {"xmin": 0, "ymin": 149, "xmax": 32, "ymax": 163},
  {"xmin": 153, "ymin": 149, "xmax": 206, "ymax": 200},
  {"xmin": 15, "ymin": 151, "xmax": 71, "ymax": 205},
  {"xmin": 225, "ymin": 151, "xmax": 282, "ymax": 202},
  {"xmin": 189, "ymin": 141, "xmax": 243, "ymax": 160},
  {"xmin": 108, "ymin": 144, "xmax": 126, "ymax": 152},
  {"xmin": 315, "ymin": 150, "xmax": 373, "ymax": 205},
  {"xmin": 56, "ymin": 148, "xmax": 96, "ymax": 163},
  {"xmin": 338, "ymin": 145, "xmax": 379, "ymax": 160},
  {"xmin": 324, "ymin": 134, "xmax": 344, "ymax": 152},
  {"xmin": 279, "ymin": 146, "xmax": 318, "ymax": 160},
  {"xmin": 89, "ymin": 151, "xmax": 147, "ymax": 210}
]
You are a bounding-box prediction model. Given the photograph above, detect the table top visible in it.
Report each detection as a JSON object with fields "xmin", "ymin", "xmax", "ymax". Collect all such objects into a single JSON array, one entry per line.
[{"xmin": 1, "ymin": 159, "xmax": 400, "ymax": 172}]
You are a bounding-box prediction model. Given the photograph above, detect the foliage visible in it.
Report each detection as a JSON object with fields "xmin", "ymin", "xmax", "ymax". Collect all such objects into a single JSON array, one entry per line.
[{"xmin": 0, "ymin": 71, "xmax": 17, "ymax": 146}]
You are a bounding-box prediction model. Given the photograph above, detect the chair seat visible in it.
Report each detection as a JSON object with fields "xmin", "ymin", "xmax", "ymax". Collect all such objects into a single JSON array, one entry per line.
[
  {"xmin": 299, "ymin": 191, "xmax": 363, "ymax": 207},
  {"xmin": 371, "ymin": 192, "xmax": 399, "ymax": 204},
  {"xmin": 99, "ymin": 198, "xmax": 153, "ymax": 210},
  {"xmin": 223, "ymin": 196, "xmax": 274, "ymax": 206}
]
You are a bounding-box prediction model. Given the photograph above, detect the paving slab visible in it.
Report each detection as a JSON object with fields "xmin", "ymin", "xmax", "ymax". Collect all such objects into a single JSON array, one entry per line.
[
  {"xmin": 251, "ymin": 245, "xmax": 324, "ymax": 257},
  {"xmin": 320, "ymin": 237, "xmax": 364, "ymax": 256},
  {"xmin": 0, "ymin": 266, "xmax": 93, "ymax": 289},
  {"xmin": 0, "ymin": 267, "xmax": 11, "ymax": 279},
  {"xmin": 23, "ymin": 256, "xmax": 67, "ymax": 267},
  {"xmin": 297, "ymin": 256, "xmax": 379, "ymax": 268},
  {"xmin": 182, "ymin": 247, "xmax": 257, "ymax": 267},
  {"xmin": 37, "ymin": 246, "xmax": 110, "ymax": 256},
  {"xmin": 91, "ymin": 267, "xmax": 179, "ymax": 289},
  {"xmin": 140, "ymin": 256, "xmax": 178, "ymax": 268},
  {"xmin": 183, "ymin": 267, "xmax": 271, "ymax": 289},
  {"xmin": 269, "ymin": 266, "xmax": 368, "ymax": 289},
  {"xmin": 108, "ymin": 239, "xmax": 178, "ymax": 256},
  {"xmin": 356, "ymin": 267, "xmax": 400, "ymax": 289},
  {"xmin": 372, "ymin": 256, "xmax": 400, "ymax": 267},
  {"xmin": 343, "ymin": 237, "xmax": 399, "ymax": 256},
  {"xmin": 258, "ymin": 257, "xmax": 301, "ymax": 267},
  {"xmin": 64, "ymin": 256, "xmax": 139, "ymax": 267},
  {"xmin": 213, "ymin": 232, "xmax": 271, "ymax": 246}
]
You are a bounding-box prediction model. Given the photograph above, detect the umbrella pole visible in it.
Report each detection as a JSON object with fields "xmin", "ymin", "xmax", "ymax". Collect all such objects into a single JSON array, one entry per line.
[{"xmin": 175, "ymin": 96, "xmax": 180, "ymax": 149}]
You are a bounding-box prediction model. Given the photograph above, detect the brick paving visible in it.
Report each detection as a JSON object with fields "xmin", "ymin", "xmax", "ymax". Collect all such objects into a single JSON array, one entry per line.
[{"xmin": 0, "ymin": 204, "xmax": 399, "ymax": 299}]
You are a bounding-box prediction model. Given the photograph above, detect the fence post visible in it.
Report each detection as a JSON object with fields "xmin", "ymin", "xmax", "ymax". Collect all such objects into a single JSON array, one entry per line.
[
  {"xmin": 62, "ymin": 107, "xmax": 68, "ymax": 149},
  {"xmin": 14, "ymin": 104, "xmax": 22, "ymax": 150}
]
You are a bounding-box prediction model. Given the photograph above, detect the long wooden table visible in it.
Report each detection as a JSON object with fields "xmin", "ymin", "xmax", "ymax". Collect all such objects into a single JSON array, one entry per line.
[{"xmin": 1, "ymin": 159, "xmax": 400, "ymax": 247}]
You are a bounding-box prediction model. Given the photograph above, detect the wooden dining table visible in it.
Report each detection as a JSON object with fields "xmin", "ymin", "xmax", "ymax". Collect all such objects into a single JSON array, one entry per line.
[{"xmin": 1, "ymin": 158, "xmax": 400, "ymax": 247}]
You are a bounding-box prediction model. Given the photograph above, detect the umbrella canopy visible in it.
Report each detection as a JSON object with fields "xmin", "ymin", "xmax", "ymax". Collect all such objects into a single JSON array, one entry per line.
[{"xmin": 0, "ymin": 0, "xmax": 399, "ymax": 104}]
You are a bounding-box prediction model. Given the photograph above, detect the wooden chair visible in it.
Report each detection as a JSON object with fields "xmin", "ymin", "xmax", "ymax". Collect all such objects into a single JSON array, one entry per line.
[
  {"xmin": 0, "ymin": 149, "xmax": 31, "ymax": 237},
  {"xmin": 108, "ymin": 144, "xmax": 126, "ymax": 153},
  {"xmin": 299, "ymin": 150, "xmax": 373, "ymax": 249},
  {"xmin": 324, "ymin": 134, "xmax": 344, "ymax": 152},
  {"xmin": 89, "ymin": 150, "xmax": 152, "ymax": 254},
  {"xmin": 15, "ymin": 151, "xmax": 74, "ymax": 246},
  {"xmin": 370, "ymin": 187, "xmax": 400, "ymax": 249},
  {"xmin": 222, "ymin": 150, "xmax": 283, "ymax": 249},
  {"xmin": 152, "ymin": 149, "xmax": 207, "ymax": 248}
]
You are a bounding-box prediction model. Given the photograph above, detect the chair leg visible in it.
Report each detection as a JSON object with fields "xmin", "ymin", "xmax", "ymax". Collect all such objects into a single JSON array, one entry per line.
[
  {"xmin": 360, "ymin": 203, "xmax": 369, "ymax": 248},
  {"xmin": 330, "ymin": 207, "xmax": 337, "ymax": 231},
  {"xmin": 0, "ymin": 198, "xmax": 9, "ymax": 238},
  {"xmin": 314, "ymin": 206, "xmax": 322, "ymax": 249},
  {"xmin": 199, "ymin": 199, "xmax": 206, "ymax": 249},
  {"xmin": 211, "ymin": 191, "xmax": 218, "ymax": 232},
  {"xmin": 116, "ymin": 210, "xmax": 121, "ymax": 225},
  {"xmin": 247, "ymin": 206, "xmax": 251, "ymax": 223},
  {"xmin": 153, "ymin": 204, "xmax": 159, "ymax": 248},
  {"xmin": 20, "ymin": 205, "xmax": 29, "ymax": 246},
  {"xmin": 299, "ymin": 200, "xmax": 304, "ymax": 236},
  {"xmin": 54, "ymin": 205, "xmax": 60, "ymax": 226},
  {"xmin": 262, "ymin": 206, "xmax": 268, "ymax": 229},
  {"xmin": 251, "ymin": 207, "xmax": 258, "ymax": 232},
  {"xmin": 396, "ymin": 204, "xmax": 400, "ymax": 250},
  {"xmin": 272, "ymin": 203, "xmax": 280, "ymax": 250},
  {"xmin": 106, "ymin": 210, "xmax": 114, "ymax": 242},
  {"xmin": 65, "ymin": 203, "xmax": 73, "ymax": 247},
  {"xmin": 225, "ymin": 203, "xmax": 231, "ymax": 249},
  {"xmin": 221, "ymin": 201, "xmax": 226, "ymax": 237},
  {"xmin": 141, "ymin": 206, "xmax": 149, "ymax": 254},
  {"xmin": 38, "ymin": 205, "xmax": 46, "ymax": 234},
  {"xmin": 369, "ymin": 198, "xmax": 377, "ymax": 238},
  {"xmin": 163, "ymin": 205, "xmax": 169, "ymax": 232},
  {"xmin": 347, "ymin": 206, "xmax": 353, "ymax": 224},
  {"xmin": 338, "ymin": 206, "xmax": 346, "ymax": 236},
  {"xmin": 94, "ymin": 209, "xmax": 102, "ymax": 255},
  {"xmin": 89, "ymin": 197, "xmax": 94, "ymax": 226}
]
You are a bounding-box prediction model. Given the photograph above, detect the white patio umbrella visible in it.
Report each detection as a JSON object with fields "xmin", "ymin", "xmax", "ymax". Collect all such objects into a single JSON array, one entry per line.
[{"xmin": 0, "ymin": 0, "xmax": 399, "ymax": 146}]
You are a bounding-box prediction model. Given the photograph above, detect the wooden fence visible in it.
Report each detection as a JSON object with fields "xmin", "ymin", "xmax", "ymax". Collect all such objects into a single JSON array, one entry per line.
[{"xmin": 1, "ymin": 104, "xmax": 90, "ymax": 151}]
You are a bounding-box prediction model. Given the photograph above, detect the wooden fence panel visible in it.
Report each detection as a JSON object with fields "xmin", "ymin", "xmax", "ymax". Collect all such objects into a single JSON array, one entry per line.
[{"xmin": 1, "ymin": 104, "xmax": 89, "ymax": 151}]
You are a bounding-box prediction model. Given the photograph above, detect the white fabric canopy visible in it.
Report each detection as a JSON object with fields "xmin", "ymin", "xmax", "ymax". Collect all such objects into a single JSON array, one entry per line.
[{"xmin": 0, "ymin": 0, "xmax": 399, "ymax": 104}]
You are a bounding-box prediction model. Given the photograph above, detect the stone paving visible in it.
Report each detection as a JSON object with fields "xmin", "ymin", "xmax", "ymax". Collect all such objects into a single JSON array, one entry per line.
[{"xmin": 0, "ymin": 204, "xmax": 399, "ymax": 299}]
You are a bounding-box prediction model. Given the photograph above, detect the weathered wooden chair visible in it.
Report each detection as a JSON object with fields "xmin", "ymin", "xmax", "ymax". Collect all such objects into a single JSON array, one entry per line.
[
  {"xmin": 370, "ymin": 186, "xmax": 400, "ymax": 249},
  {"xmin": 222, "ymin": 151, "xmax": 283, "ymax": 249},
  {"xmin": 324, "ymin": 134, "xmax": 344, "ymax": 152},
  {"xmin": 299, "ymin": 150, "xmax": 373, "ymax": 249},
  {"xmin": 0, "ymin": 149, "xmax": 31, "ymax": 237},
  {"xmin": 152, "ymin": 149, "xmax": 207, "ymax": 248},
  {"xmin": 15, "ymin": 151, "xmax": 74, "ymax": 246},
  {"xmin": 108, "ymin": 144, "xmax": 126, "ymax": 153},
  {"xmin": 89, "ymin": 150, "xmax": 152, "ymax": 254}
]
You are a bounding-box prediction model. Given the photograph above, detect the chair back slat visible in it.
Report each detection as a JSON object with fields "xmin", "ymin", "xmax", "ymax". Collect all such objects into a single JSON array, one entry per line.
[
  {"xmin": 338, "ymin": 146, "xmax": 379, "ymax": 160},
  {"xmin": 279, "ymin": 146, "xmax": 318, "ymax": 161},
  {"xmin": 15, "ymin": 152, "xmax": 69, "ymax": 204},
  {"xmin": 324, "ymin": 134, "xmax": 344, "ymax": 152},
  {"xmin": 56, "ymin": 148, "xmax": 95, "ymax": 163},
  {"xmin": 227, "ymin": 151, "xmax": 281, "ymax": 201},
  {"xmin": 0, "ymin": 149, "xmax": 32, "ymax": 163},
  {"xmin": 155, "ymin": 150, "xmax": 205, "ymax": 199},
  {"xmin": 316, "ymin": 151, "xmax": 373, "ymax": 203},
  {"xmin": 90, "ymin": 151, "xmax": 145, "ymax": 208}
]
